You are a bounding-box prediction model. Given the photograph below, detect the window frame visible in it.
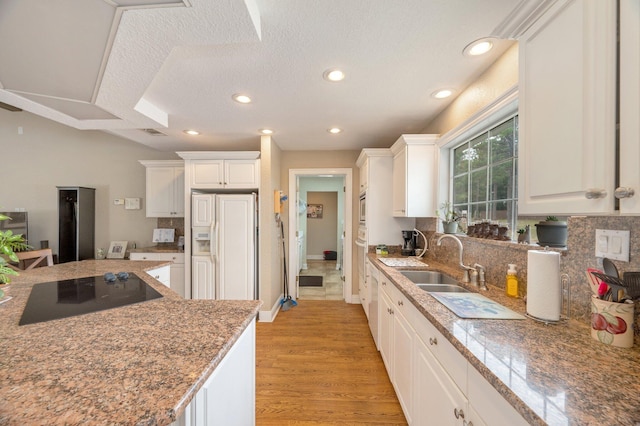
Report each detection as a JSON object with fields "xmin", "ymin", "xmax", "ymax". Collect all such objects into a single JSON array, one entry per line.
[{"xmin": 436, "ymin": 87, "xmax": 518, "ymax": 232}]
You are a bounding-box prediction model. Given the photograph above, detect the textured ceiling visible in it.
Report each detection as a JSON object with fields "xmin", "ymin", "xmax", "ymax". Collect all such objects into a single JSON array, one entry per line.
[{"xmin": 0, "ymin": 0, "xmax": 537, "ymax": 152}]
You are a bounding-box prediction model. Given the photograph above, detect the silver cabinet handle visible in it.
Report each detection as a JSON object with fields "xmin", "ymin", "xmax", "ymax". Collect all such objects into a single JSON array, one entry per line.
[
  {"xmin": 454, "ymin": 408, "xmax": 465, "ymax": 419},
  {"xmin": 397, "ymin": 300, "xmax": 403, "ymax": 306},
  {"xmin": 463, "ymin": 421, "xmax": 474, "ymax": 426},
  {"xmin": 585, "ymin": 188, "xmax": 607, "ymax": 199},
  {"xmin": 614, "ymin": 187, "xmax": 635, "ymax": 199},
  {"xmin": 429, "ymin": 337, "xmax": 437, "ymax": 346}
]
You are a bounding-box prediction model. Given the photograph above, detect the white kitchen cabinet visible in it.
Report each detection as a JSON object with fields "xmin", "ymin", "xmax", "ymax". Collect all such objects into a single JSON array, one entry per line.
[
  {"xmin": 176, "ymin": 320, "xmax": 256, "ymax": 426},
  {"xmin": 189, "ymin": 158, "xmax": 260, "ymax": 189},
  {"xmin": 390, "ymin": 135, "xmax": 439, "ymax": 217},
  {"xmin": 518, "ymin": 0, "xmax": 618, "ymax": 215},
  {"xmin": 619, "ymin": 0, "xmax": 640, "ymax": 214},
  {"xmin": 130, "ymin": 252, "xmax": 186, "ymax": 298},
  {"xmin": 356, "ymin": 149, "xmax": 415, "ymax": 246},
  {"xmin": 358, "ymin": 156, "xmax": 368, "ymax": 195},
  {"xmin": 139, "ymin": 160, "xmax": 185, "ymax": 218},
  {"xmin": 467, "ymin": 366, "xmax": 528, "ymax": 426},
  {"xmin": 379, "ymin": 274, "xmax": 413, "ymax": 423}
]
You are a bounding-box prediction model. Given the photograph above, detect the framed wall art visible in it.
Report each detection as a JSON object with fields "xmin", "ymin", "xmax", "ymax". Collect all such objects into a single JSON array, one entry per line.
[{"xmin": 306, "ymin": 204, "xmax": 323, "ymax": 219}]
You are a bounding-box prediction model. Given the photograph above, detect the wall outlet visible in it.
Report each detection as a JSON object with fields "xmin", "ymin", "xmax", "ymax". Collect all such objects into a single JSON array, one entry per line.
[{"xmin": 595, "ymin": 229, "xmax": 630, "ymax": 261}]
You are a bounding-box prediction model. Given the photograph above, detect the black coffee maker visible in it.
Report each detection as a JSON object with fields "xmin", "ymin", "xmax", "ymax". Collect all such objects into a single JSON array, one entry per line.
[{"xmin": 401, "ymin": 230, "xmax": 416, "ymax": 256}]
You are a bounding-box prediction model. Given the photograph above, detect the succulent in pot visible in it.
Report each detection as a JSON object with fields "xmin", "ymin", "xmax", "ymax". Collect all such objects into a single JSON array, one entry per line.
[{"xmin": 535, "ymin": 216, "xmax": 567, "ymax": 247}]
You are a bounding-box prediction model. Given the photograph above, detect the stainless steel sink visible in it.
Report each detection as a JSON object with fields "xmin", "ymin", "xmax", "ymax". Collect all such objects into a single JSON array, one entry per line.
[
  {"xmin": 399, "ymin": 270, "xmax": 459, "ymax": 285},
  {"xmin": 416, "ymin": 283, "xmax": 469, "ymax": 293}
]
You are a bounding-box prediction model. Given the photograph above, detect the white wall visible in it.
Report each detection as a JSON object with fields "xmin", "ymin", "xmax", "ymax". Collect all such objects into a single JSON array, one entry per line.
[{"xmin": 0, "ymin": 109, "xmax": 178, "ymax": 256}]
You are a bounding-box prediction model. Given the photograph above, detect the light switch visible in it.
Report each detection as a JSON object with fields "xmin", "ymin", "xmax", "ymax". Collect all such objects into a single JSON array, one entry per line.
[{"xmin": 595, "ymin": 229, "xmax": 630, "ymax": 261}]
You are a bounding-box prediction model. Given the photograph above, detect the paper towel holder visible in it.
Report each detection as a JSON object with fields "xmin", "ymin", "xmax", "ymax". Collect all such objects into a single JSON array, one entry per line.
[{"xmin": 526, "ymin": 273, "xmax": 571, "ymax": 325}]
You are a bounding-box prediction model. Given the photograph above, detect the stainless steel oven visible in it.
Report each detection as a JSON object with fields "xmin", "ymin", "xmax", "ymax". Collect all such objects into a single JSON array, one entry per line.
[{"xmin": 359, "ymin": 194, "xmax": 366, "ymax": 223}]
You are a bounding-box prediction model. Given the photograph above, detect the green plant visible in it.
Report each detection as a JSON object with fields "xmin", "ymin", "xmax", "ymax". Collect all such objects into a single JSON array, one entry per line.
[
  {"xmin": 545, "ymin": 216, "xmax": 559, "ymax": 222},
  {"xmin": 437, "ymin": 202, "xmax": 460, "ymax": 223},
  {"xmin": 0, "ymin": 213, "xmax": 30, "ymax": 291},
  {"xmin": 517, "ymin": 228, "xmax": 526, "ymax": 234}
]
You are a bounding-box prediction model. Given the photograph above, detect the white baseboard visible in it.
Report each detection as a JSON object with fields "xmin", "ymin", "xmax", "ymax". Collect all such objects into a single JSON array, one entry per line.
[{"xmin": 258, "ymin": 294, "xmax": 284, "ymax": 322}]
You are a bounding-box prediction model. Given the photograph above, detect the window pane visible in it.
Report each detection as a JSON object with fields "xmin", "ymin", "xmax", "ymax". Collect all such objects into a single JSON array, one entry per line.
[
  {"xmin": 470, "ymin": 168, "xmax": 487, "ymax": 203},
  {"xmin": 470, "ymin": 134, "xmax": 488, "ymax": 168},
  {"xmin": 490, "ymin": 118, "xmax": 516, "ymax": 162},
  {"xmin": 452, "ymin": 175, "xmax": 468, "ymax": 205},
  {"xmin": 470, "ymin": 203, "xmax": 487, "ymax": 222},
  {"xmin": 453, "ymin": 143, "xmax": 470, "ymax": 175},
  {"xmin": 490, "ymin": 160, "xmax": 514, "ymax": 201}
]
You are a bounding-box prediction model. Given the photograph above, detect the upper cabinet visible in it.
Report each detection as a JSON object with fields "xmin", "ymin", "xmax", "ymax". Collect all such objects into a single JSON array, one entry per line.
[
  {"xmin": 179, "ymin": 152, "xmax": 260, "ymax": 190},
  {"xmin": 619, "ymin": 0, "xmax": 640, "ymax": 214},
  {"xmin": 390, "ymin": 135, "xmax": 439, "ymax": 217},
  {"xmin": 518, "ymin": 0, "xmax": 639, "ymax": 215},
  {"xmin": 139, "ymin": 160, "xmax": 185, "ymax": 218}
]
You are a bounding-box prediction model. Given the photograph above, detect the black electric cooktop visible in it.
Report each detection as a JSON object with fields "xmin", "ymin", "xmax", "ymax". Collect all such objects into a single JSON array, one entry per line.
[{"xmin": 19, "ymin": 273, "xmax": 163, "ymax": 326}]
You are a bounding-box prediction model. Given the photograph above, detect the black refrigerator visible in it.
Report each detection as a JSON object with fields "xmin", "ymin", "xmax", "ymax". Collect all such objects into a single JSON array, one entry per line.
[{"xmin": 57, "ymin": 187, "xmax": 95, "ymax": 263}]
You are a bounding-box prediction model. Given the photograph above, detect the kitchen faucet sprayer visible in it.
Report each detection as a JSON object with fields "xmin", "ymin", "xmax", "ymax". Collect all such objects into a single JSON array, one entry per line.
[{"xmin": 436, "ymin": 234, "xmax": 476, "ymax": 283}]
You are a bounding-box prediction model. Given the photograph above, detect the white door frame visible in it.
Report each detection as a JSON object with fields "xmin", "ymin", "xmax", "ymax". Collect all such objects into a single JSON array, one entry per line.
[{"xmin": 288, "ymin": 168, "xmax": 353, "ymax": 302}]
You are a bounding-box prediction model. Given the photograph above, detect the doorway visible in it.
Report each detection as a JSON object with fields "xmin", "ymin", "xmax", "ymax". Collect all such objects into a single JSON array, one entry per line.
[{"xmin": 288, "ymin": 169, "xmax": 353, "ymax": 302}]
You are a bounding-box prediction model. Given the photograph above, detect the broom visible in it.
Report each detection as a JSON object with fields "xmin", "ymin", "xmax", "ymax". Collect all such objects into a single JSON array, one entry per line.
[{"xmin": 280, "ymin": 221, "xmax": 297, "ymax": 311}]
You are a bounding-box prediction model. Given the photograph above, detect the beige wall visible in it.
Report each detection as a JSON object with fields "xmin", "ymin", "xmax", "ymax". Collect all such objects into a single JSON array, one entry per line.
[
  {"xmin": 306, "ymin": 192, "xmax": 338, "ymax": 257},
  {"xmin": 423, "ymin": 43, "xmax": 519, "ymax": 135},
  {"xmin": 0, "ymin": 109, "xmax": 178, "ymax": 255}
]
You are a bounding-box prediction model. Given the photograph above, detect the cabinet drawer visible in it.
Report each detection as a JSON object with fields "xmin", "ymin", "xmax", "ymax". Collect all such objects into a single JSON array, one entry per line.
[
  {"xmin": 130, "ymin": 252, "xmax": 185, "ymax": 264},
  {"xmin": 411, "ymin": 303, "xmax": 467, "ymax": 394}
]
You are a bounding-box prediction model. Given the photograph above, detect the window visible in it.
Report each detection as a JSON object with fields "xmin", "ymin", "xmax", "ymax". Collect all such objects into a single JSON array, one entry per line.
[{"xmin": 451, "ymin": 115, "xmax": 518, "ymax": 234}]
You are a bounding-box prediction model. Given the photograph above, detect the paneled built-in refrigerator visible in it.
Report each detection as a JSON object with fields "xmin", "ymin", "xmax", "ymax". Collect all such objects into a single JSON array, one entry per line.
[{"xmin": 191, "ymin": 193, "xmax": 258, "ymax": 300}]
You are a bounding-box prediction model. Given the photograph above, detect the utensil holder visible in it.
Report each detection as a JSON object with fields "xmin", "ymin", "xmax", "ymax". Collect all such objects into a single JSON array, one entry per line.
[{"xmin": 591, "ymin": 295, "xmax": 634, "ymax": 348}]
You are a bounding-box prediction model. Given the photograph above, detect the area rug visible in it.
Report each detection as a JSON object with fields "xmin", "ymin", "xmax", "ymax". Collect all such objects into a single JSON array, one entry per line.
[{"xmin": 299, "ymin": 276, "xmax": 323, "ymax": 287}]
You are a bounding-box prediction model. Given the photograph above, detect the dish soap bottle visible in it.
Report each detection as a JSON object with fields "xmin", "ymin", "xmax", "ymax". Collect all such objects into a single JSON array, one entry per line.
[{"xmin": 506, "ymin": 264, "xmax": 519, "ymax": 297}]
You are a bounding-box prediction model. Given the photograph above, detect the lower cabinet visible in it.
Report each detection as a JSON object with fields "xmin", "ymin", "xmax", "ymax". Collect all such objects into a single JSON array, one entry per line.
[
  {"xmin": 130, "ymin": 252, "xmax": 186, "ymax": 298},
  {"xmin": 173, "ymin": 320, "xmax": 256, "ymax": 426},
  {"xmin": 376, "ymin": 264, "xmax": 527, "ymax": 426}
]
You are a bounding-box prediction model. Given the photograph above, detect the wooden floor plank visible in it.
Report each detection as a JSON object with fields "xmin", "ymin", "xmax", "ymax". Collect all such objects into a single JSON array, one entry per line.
[{"xmin": 256, "ymin": 300, "xmax": 407, "ymax": 425}]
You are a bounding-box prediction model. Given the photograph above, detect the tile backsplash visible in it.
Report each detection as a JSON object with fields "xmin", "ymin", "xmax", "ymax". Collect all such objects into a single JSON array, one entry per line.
[{"xmin": 416, "ymin": 216, "xmax": 640, "ymax": 342}]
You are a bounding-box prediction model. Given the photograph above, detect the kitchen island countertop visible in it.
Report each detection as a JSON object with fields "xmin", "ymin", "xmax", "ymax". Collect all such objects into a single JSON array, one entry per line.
[
  {"xmin": 0, "ymin": 259, "xmax": 260, "ymax": 425},
  {"xmin": 371, "ymin": 254, "xmax": 640, "ymax": 425}
]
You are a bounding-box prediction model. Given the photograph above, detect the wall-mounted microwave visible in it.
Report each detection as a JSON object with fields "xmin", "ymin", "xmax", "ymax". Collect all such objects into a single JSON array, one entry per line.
[{"xmin": 359, "ymin": 194, "xmax": 366, "ymax": 223}]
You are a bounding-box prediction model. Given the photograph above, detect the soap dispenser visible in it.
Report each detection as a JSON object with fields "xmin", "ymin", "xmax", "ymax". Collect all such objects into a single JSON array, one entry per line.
[{"xmin": 506, "ymin": 264, "xmax": 519, "ymax": 297}]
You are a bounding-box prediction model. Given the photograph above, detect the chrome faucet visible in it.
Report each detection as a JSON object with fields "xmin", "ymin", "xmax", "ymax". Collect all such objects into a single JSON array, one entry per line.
[
  {"xmin": 436, "ymin": 234, "xmax": 476, "ymax": 284},
  {"xmin": 473, "ymin": 263, "xmax": 487, "ymax": 291}
]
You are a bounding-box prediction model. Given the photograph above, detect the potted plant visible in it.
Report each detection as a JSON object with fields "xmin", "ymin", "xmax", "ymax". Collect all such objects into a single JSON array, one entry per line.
[
  {"xmin": 437, "ymin": 202, "xmax": 460, "ymax": 234},
  {"xmin": 534, "ymin": 216, "xmax": 567, "ymax": 247},
  {"xmin": 517, "ymin": 225, "xmax": 531, "ymax": 244},
  {"xmin": 0, "ymin": 213, "xmax": 30, "ymax": 298}
]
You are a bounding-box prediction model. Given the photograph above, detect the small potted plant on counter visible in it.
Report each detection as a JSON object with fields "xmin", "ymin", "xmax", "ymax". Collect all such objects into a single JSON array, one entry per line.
[
  {"xmin": 437, "ymin": 202, "xmax": 461, "ymax": 234},
  {"xmin": 0, "ymin": 212, "xmax": 30, "ymax": 298},
  {"xmin": 534, "ymin": 216, "xmax": 568, "ymax": 247}
]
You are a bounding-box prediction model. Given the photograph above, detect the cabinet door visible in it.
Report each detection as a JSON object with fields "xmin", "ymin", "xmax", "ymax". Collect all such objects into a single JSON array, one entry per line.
[
  {"xmin": 359, "ymin": 157, "xmax": 369, "ymax": 195},
  {"xmin": 414, "ymin": 335, "xmax": 467, "ymax": 426},
  {"xmin": 173, "ymin": 167, "xmax": 185, "ymax": 217},
  {"xmin": 392, "ymin": 307, "xmax": 413, "ymax": 423},
  {"xmin": 225, "ymin": 159, "xmax": 259, "ymax": 188},
  {"xmin": 378, "ymin": 287, "xmax": 394, "ymax": 375},
  {"xmin": 619, "ymin": 0, "xmax": 640, "ymax": 214},
  {"xmin": 467, "ymin": 366, "xmax": 528, "ymax": 426},
  {"xmin": 392, "ymin": 147, "xmax": 407, "ymax": 216},
  {"xmin": 191, "ymin": 160, "xmax": 224, "ymax": 189},
  {"xmin": 146, "ymin": 167, "xmax": 178, "ymax": 217},
  {"xmin": 518, "ymin": 0, "xmax": 617, "ymax": 214},
  {"xmin": 192, "ymin": 257, "xmax": 214, "ymax": 299}
]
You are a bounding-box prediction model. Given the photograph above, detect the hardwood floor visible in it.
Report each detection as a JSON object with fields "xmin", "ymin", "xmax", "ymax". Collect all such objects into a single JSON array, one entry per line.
[{"xmin": 256, "ymin": 300, "xmax": 407, "ymax": 425}]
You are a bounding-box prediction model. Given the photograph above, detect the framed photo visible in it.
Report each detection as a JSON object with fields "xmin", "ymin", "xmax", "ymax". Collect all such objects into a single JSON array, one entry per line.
[
  {"xmin": 307, "ymin": 204, "xmax": 323, "ymax": 219},
  {"xmin": 107, "ymin": 241, "xmax": 128, "ymax": 259}
]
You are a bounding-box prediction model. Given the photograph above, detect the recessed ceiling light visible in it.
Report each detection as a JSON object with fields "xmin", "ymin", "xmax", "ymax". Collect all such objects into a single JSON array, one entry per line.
[
  {"xmin": 184, "ymin": 129, "xmax": 200, "ymax": 135},
  {"xmin": 323, "ymin": 68, "xmax": 345, "ymax": 82},
  {"xmin": 259, "ymin": 128, "xmax": 274, "ymax": 135},
  {"xmin": 232, "ymin": 94, "xmax": 252, "ymax": 104},
  {"xmin": 431, "ymin": 89, "xmax": 454, "ymax": 99},
  {"xmin": 328, "ymin": 127, "xmax": 342, "ymax": 134},
  {"xmin": 463, "ymin": 38, "xmax": 494, "ymax": 56}
]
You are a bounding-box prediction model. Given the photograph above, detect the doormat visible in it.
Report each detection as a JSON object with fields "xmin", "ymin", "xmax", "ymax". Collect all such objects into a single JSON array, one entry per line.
[{"xmin": 299, "ymin": 276, "xmax": 323, "ymax": 287}]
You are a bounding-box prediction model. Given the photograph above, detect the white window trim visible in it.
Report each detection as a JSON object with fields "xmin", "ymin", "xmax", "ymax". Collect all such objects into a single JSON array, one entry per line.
[{"xmin": 436, "ymin": 85, "xmax": 519, "ymax": 214}]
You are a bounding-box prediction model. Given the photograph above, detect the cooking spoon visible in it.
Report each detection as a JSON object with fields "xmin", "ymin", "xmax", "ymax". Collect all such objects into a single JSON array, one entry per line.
[{"xmin": 603, "ymin": 257, "xmax": 619, "ymax": 278}]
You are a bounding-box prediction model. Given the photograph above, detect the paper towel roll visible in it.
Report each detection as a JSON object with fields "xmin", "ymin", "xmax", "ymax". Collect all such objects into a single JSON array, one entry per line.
[{"xmin": 527, "ymin": 250, "xmax": 561, "ymax": 321}]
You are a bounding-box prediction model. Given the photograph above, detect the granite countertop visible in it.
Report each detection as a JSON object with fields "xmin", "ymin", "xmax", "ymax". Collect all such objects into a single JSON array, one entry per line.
[
  {"xmin": 0, "ymin": 260, "xmax": 260, "ymax": 425},
  {"xmin": 370, "ymin": 254, "xmax": 640, "ymax": 426}
]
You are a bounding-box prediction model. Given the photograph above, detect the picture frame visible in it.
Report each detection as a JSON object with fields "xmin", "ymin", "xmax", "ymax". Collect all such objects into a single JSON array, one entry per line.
[
  {"xmin": 306, "ymin": 204, "xmax": 323, "ymax": 219},
  {"xmin": 107, "ymin": 241, "xmax": 128, "ymax": 259}
]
